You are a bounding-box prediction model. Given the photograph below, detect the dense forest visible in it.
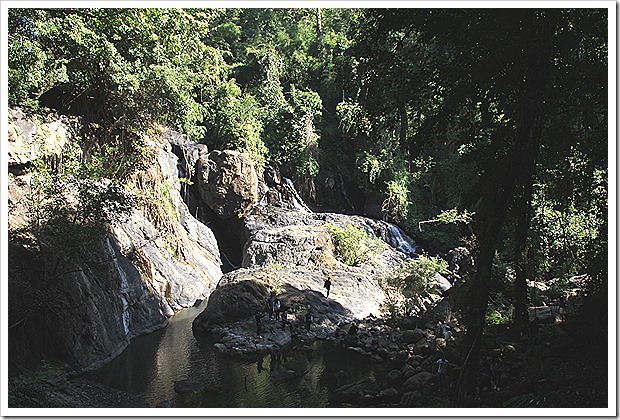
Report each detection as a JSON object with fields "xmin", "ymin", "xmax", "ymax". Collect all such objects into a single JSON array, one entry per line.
[{"xmin": 7, "ymin": 7, "xmax": 609, "ymax": 409}]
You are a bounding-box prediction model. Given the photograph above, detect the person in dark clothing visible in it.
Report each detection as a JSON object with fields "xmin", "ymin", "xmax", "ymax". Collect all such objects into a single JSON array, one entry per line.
[
  {"xmin": 282, "ymin": 308, "xmax": 290, "ymax": 330},
  {"xmin": 267, "ymin": 294, "xmax": 276, "ymax": 320},
  {"xmin": 324, "ymin": 276, "xmax": 332, "ymax": 297},
  {"xmin": 435, "ymin": 354, "xmax": 450, "ymax": 392},
  {"xmin": 273, "ymin": 298, "xmax": 281, "ymax": 321},
  {"xmin": 255, "ymin": 312, "xmax": 263, "ymax": 337}
]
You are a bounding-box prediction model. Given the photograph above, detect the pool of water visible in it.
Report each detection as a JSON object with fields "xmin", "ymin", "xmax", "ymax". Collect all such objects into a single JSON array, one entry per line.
[{"xmin": 85, "ymin": 304, "xmax": 386, "ymax": 408}]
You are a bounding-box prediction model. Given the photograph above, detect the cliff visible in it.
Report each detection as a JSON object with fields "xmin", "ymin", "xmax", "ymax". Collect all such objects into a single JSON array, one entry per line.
[{"xmin": 7, "ymin": 108, "xmax": 222, "ymax": 374}]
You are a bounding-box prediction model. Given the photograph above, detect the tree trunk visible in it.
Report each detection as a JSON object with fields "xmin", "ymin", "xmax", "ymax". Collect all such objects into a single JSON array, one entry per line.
[
  {"xmin": 513, "ymin": 181, "xmax": 534, "ymax": 341},
  {"xmin": 454, "ymin": 10, "xmax": 557, "ymax": 406},
  {"xmin": 316, "ymin": 8, "xmax": 322, "ymax": 35}
]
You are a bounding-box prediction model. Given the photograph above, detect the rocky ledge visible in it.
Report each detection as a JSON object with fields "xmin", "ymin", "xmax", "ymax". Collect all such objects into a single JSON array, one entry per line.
[{"xmin": 193, "ymin": 203, "xmax": 451, "ymax": 357}]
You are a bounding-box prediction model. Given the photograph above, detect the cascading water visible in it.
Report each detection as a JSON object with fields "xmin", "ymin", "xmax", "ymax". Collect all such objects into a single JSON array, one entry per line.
[
  {"xmin": 376, "ymin": 221, "xmax": 419, "ymax": 257},
  {"xmin": 281, "ymin": 177, "xmax": 312, "ymax": 213},
  {"xmin": 107, "ymin": 237, "xmax": 131, "ymax": 335}
]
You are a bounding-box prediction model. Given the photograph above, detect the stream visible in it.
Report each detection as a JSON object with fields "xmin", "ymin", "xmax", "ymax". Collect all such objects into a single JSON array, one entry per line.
[{"xmin": 85, "ymin": 303, "xmax": 386, "ymax": 408}]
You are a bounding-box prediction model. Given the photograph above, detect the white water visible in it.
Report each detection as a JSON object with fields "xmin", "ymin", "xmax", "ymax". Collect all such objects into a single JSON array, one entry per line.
[
  {"xmin": 380, "ymin": 221, "xmax": 419, "ymax": 257},
  {"xmin": 107, "ymin": 238, "xmax": 131, "ymax": 336},
  {"xmin": 282, "ymin": 177, "xmax": 312, "ymax": 213}
]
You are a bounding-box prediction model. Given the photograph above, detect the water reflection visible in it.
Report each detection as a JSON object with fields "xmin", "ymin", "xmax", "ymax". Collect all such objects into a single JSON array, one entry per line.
[{"xmin": 86, "ymin": 304, "xmax": 384, "ymax": 408}]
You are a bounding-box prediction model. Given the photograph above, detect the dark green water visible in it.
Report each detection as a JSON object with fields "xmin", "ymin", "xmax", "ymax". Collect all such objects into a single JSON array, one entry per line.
[{"xmin": 86, "ymin": 304, "xmax": 385, "ymax": 408}]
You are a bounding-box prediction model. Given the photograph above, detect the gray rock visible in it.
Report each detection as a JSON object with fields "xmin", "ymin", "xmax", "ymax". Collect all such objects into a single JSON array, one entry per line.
[
  {"xmin": 399, "ymin": 391, "xmax": 422, "ymax": 407},
  {"xmin": 386, "ymin": 369, "xmax": 403, "ymax": 386},
  {"xmin": 401, "ymin": 364, "xmax": 416, "ymax": 379},
  {"xmin": 528, "ymin": 306, "xmax": 555, "ymax": 324},
  {"xmin": 379, "ymin": 387, "xmax": 400, "ymax": 401},
  {"xmin": 196, "ymin": 150, "xmax": 258, "ymax": 219},
  {"xmin": 8, "ymin": 117, "xmax": 223, "ymax": 373},
  {"xmin": 8, "ymin": 108, "xmax": 73, "ymax": 167},
  {"xmin": 213, "ymin": 343, "xmax": 227, "ymax": 352},
  {"xmin": 414, "ymin": 337, "xmax": 431, "ymax": 355},
  {"xmin": 403, "ymin": 371, "xmax": 436, "ymax": 392}
]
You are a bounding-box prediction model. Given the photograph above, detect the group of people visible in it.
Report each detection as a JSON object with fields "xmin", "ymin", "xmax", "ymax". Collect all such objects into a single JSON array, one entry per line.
[
  {"xmin": 255, "ymin": 291, "xmax": 316, "ymax": 337},
  {"xmin": 253, "ymin": 276, "xmax": 336, "ymax": 338}
]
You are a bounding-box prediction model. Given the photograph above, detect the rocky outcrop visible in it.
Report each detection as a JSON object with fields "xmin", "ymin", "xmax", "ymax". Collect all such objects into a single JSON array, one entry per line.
[
  {"xmin": 7, "ymin": 109, "xmax": 223, "ymax": 373},
  {"xmin": 193, "ymin": 201, "xmax": 433, "ymax": 355},
  {"xmin": 8, "ymin": 108, "xmax": 77, "ymax": 169},
  {"xmin": 446, "ymin": 246, "xmax": 474, "ymax": 282},
  {"xmin": 196, "ymin": 149, "xmax": 259, "ymax": 219}
]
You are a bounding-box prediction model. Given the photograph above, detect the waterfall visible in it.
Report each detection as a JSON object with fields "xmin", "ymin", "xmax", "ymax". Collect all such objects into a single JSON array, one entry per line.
[
  {"xmin": 254, "ymin": 191, "xmax": 269, "ymax": 208},
  {"xmin": 378, "ymin": 221, "xmax": 419, "ymax": 257},
  {"xmin": 107, "ymin": 238, "xmax": 131, "ymax": 336},
  {"xmin": 282, "ymin": 177, "xmax": 312, "ymax": 213}
]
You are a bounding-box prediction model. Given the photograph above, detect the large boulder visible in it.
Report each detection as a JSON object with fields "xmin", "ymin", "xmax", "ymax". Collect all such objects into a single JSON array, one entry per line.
[
  {"xmin": 8, "ymin": 234, "xmax": 169, "ymax": 374},
  {"xmin": 402, "ymin": 371, "xmax": 436, "ymax": 392},
  {"xmin": 242, "ymin": 224, "xmax": 335, "ymax": 268},
  {"xmin": 196, "ymin": 150, "xmax": 259, "ymax": 219},
  {"xmin": 111, "ymin": 131, "xmax": 223, "ymax": 312},
  {"xmin": 528, "ymin": 306, "xmax": 555, "ymax": 324},
  {"xmin": 399, "ymin": 329, "xmax": 426, "ymax": 345}
]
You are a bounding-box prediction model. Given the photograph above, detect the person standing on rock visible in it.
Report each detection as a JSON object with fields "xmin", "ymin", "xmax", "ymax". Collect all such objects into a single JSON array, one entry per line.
[
  {"xmin": 324, "ymin": 276, "xmax": 332, "ymax": 298},
  {"xmin": 435, "ymin": 354, "xmax": 450, "ymax": 392},
  {"xmin": 273, "ymin": 298, "xmax": 282, "ymax": 321},
  {"xmin": 558, "ymin": 294, "xmax": 567, "ymax": 322},
  {"xmin": 280, "ymin": 308, "xmax": 288, "ymax": 330},
  {"xmin": 267, "ymin": 293, "xmax": 276, "ymax": 320},
  {"xmin": 255, "ymin": 311, "xmax": 263, "ymax": 337}
]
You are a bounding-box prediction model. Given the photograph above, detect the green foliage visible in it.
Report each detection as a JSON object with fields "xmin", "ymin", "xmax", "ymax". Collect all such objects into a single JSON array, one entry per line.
[
  {"xmin": 337, "ymin": 100, "xmax": 372, "ymax": 138},
  {"xmin": 9, "ymin": 9, "xmax": 225, "ymax": 155},
  {"xmin": 382, "ymin": 255, "xmax": 449, "ymax": 317},
  {"xmin": 529, "ymin": 196, "xmax": 604, "ymax": 279},
  {"xmin": 204, "ymin": 79, "xmax": 268, "ymax": 169},
  {"xmin": 8, "ymin": 10, "xmax": 67, "ymax": 109},
  {"xmin": 327, "ymin": 223, "xmax": 384, "ymax": 266},
  {"xmin": 382, "ymin": 172, "xmax": 411, "ymax": 223},
  {"xmin": 26, "ymin": 140, "xmax": 134, "ymax": 259},
  {"xmin": 436, "ymin": 208, "xmax": 474, "ymax": 225}
]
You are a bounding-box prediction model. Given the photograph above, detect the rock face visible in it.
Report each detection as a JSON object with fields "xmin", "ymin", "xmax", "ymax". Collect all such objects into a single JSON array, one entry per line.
[
  {"xmin": 192, "ymin": 202, "xmax": 425, "ymax": 355},
  {"xmin": 8, "ymin": 108, "xmax": 76, "ymax": 169},
  {"xmin": 7, "ymin": 109, "xmax": 223, "ymax": 373},
  {"xmin": 196, "ymin": 149, "xmax": 259, "ymax": 219}
]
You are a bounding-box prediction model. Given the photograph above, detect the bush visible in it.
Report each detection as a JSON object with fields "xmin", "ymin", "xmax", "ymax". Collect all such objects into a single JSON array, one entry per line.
[
  {"xmin": 327, "ymin": 223, "xmax": 383, "ymax": 266},
  {"xmin": 381, "ymin": 255, "xmax": 449, "ymax": 318}
]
